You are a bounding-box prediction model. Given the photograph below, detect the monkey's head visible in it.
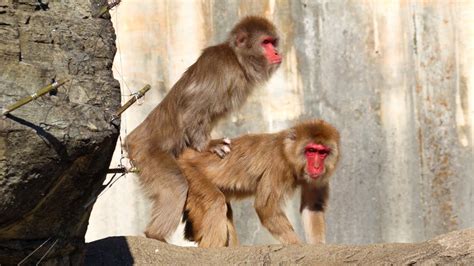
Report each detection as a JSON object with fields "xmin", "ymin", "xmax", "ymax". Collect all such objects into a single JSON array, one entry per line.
[
  {"xmin": 284, "ymin": 120, "xmax": 340, "ymax": 185},
  {"xmin": 228, "ymin": 16, "xmax": 282, "ymax": 78}
]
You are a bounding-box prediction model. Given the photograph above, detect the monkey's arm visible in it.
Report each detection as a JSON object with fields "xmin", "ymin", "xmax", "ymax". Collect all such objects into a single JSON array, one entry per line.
[
  {"xmin": 254, "ymin": 173, "xmax": 300, "ymax": 245},
  {"xmin": 300, "ymin": 184, "xmax": 329, "ymax": 244},
  {"xmin": 187, "ymin": 124, "xmax": 230, "ymax": 157},
  {"xmin": 185, "ymin": 119, "xmax": 212, "ymax": 152}
]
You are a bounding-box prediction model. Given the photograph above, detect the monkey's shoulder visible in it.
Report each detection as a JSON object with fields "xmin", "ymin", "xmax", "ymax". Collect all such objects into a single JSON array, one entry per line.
[
  {"xmin": 232, "ymin": 133, "xmax": 274, "ymax": 144},
  {"xmin": 197, "ymin": 44, "xmax": 241, "ymax": 69},
  {"xmin": 232, "ymin": 131, "xmax": 287, "ymax": 144}
]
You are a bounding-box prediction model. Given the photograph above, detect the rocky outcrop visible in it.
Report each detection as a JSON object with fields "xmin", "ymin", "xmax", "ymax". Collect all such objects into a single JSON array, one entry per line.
[
  {"xmin": 0, "ymin": 0, "xmax": 119, "ymax": 264},
  {"xmin": 85, "ymin": 229, "xmax": 474, "ymax": 265}
]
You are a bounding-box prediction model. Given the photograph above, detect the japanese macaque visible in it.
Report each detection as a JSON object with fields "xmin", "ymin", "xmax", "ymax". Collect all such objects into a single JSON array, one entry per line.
[
  {"xmin": 125, "ymin": 16, "xmax": 281, "ymax": 241},
  {"xmin": 178, "ymin": 120, "xmax": 340, "ymax": 247}
]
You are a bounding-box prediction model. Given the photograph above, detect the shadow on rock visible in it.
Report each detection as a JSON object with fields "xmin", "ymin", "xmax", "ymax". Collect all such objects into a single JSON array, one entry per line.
[{"xmin": 85, "ymin": 237, "xmax": 134, "ymax": 265}]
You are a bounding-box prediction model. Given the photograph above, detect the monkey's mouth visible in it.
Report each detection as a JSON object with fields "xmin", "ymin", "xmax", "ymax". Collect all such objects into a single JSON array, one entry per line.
[
  {"xmin": 271, "ymin": 58, "xmax": 282, "ymax": 64},
  {"xmin": 305, "ymin": 171, "xmax": 322, "ymax": 180},
  {"xmin": 307, "ymin": 167, "xmax": 325, "ymax": 180}
]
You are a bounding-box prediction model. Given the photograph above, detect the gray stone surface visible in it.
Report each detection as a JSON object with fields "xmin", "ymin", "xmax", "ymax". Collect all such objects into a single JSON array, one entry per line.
[
  {"xmin": 85, "ymin": 229, "xmax": 474, "ymax": 265},
  {"xmin": 86, "ymin": 0, "xmax": 473, "ymax": 246},
  {"xmin": 0, "ymin": 0, "xmax": 119, "ymax": 264}
]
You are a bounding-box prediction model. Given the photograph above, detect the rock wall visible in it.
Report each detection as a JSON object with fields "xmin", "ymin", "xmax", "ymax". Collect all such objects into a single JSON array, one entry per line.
[
  {"xmin": 0, "ymin": 0, "xmax": 120, "ymax": 264},
  {"xmin": 86, "ymin": 0, "xmax": 473, "ymax": 246}
]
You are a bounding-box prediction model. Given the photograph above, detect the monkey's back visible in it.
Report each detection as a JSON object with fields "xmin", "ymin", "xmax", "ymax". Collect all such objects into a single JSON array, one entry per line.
[
  {"xmin": 126, "ymin": 43, "xmax": 255, "ymax": 161},
  {"xmin": 178, "ymin": 132, "xmax": 290, "ymax": 199},
  {"xmin": 179, "ymin": 44, "xmax": 253, "ymax": 120}
]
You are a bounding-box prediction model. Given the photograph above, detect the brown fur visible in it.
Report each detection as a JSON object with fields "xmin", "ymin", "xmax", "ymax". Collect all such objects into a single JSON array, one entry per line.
[
  {"xmin": 125, "ymin": 16, "xmax": 281, "ymax": 241},
  {"xmin": 179, "ymin": 120, "xmax": 341, "ymax": 247}
]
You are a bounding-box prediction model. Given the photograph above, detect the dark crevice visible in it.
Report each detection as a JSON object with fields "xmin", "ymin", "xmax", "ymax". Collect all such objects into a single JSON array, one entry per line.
[
  {"xmin": 35, "ymin": 0, "xmax": 49, "ymax": 11},
  {"xmin": 412, "ymin": 10, "xmax": 418, "ymax": 55}
]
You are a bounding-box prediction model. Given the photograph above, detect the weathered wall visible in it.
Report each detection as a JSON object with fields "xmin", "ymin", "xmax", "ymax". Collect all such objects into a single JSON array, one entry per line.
[{"xmin": 86, "ymin": 0, "xmax": 473, "ymax": 245}]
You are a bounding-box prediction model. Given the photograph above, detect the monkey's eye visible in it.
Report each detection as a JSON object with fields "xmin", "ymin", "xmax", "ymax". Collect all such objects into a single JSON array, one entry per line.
[
  {"xmin": 317, "ymin": 150, "xmax": 330, "ymax": 157},
  {"xmin": 262, "ymin": 38, "xmax": 275, "ymax": 45},
  {"xmin": 305, "ymin": 147, "xmax": 330, "ymax": 157}
]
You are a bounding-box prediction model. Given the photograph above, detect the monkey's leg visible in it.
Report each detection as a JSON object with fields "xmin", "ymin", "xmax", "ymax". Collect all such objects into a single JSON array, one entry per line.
[
  {"xmin": 184, "ymin": 169, "xmax": 229, "ymax": 248},
  {"xmin": 301, "ymin": 208, "xmax": 325, "ymax": 244},
  {"xmin": 300, "ymin": 185, "xmax": 329, "ymax": 244},
  {"xmin": 254, "ymin": 173, "xmax": 301, "ymax": 245},
  {"xmin": 141, "ymin": 151, "xmax": 189, "ymax": 241},
  {"xmin": 226, "ymin": 203, "xmax": 240, "ymax": 247},
  {"xmin": 198, "ymin": 198, "xmax": 228, "ymax": 248}
]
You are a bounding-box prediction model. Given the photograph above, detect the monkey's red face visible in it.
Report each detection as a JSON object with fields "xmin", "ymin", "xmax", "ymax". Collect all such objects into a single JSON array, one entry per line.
[
  {"xmin": 304, "ymin": 143, "xmax": 331, "ymax": 179},
  {"xmin": 261, "ymin": 37, "xmax": 281, "ymax": 64}
]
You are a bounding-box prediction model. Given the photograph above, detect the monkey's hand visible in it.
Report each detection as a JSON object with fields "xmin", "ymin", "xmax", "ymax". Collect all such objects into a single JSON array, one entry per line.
[{"xmin": 209, "ymin": 138, "xmax": 231, "ymax": 158}]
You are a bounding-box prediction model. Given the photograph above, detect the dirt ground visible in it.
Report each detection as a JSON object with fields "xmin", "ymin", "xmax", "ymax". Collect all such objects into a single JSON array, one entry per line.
[{"xmin": 85, "ymin": 228, "xmax": 473, "ymax": 265}]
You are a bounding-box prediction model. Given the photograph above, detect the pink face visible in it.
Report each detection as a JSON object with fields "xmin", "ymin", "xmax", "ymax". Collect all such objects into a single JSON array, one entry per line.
[
  {"xmin": 304, "ymin": 143, "xmax": 331, "ymax": 179},
  {"xmin": 261, "ymin": 37, "xmax": 281, "ymax": 64}
]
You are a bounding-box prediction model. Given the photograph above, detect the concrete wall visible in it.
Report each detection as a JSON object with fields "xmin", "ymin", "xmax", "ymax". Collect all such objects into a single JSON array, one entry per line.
[{"xmin": 86, "ymin": 0, "xmax": 473, "ymax": 245}]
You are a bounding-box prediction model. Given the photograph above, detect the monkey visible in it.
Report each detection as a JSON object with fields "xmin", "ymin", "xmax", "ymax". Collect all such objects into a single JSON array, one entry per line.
[
  {"xmin": 124, "ymin": 16, "xmax": 282, "ymax": 242},
  {"xmin": 177, "ymin": 119, "xmax": 340, "ymax": 247}
]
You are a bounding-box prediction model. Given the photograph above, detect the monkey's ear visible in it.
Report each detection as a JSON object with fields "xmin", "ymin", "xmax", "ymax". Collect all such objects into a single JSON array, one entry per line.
[
  {"xmin": 235, "ymin": 31, "xmax": 248, "ymax": 48},
  {"xmin": 287, "ymin": 129, "xmax": 296, "ymax": 141}
]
